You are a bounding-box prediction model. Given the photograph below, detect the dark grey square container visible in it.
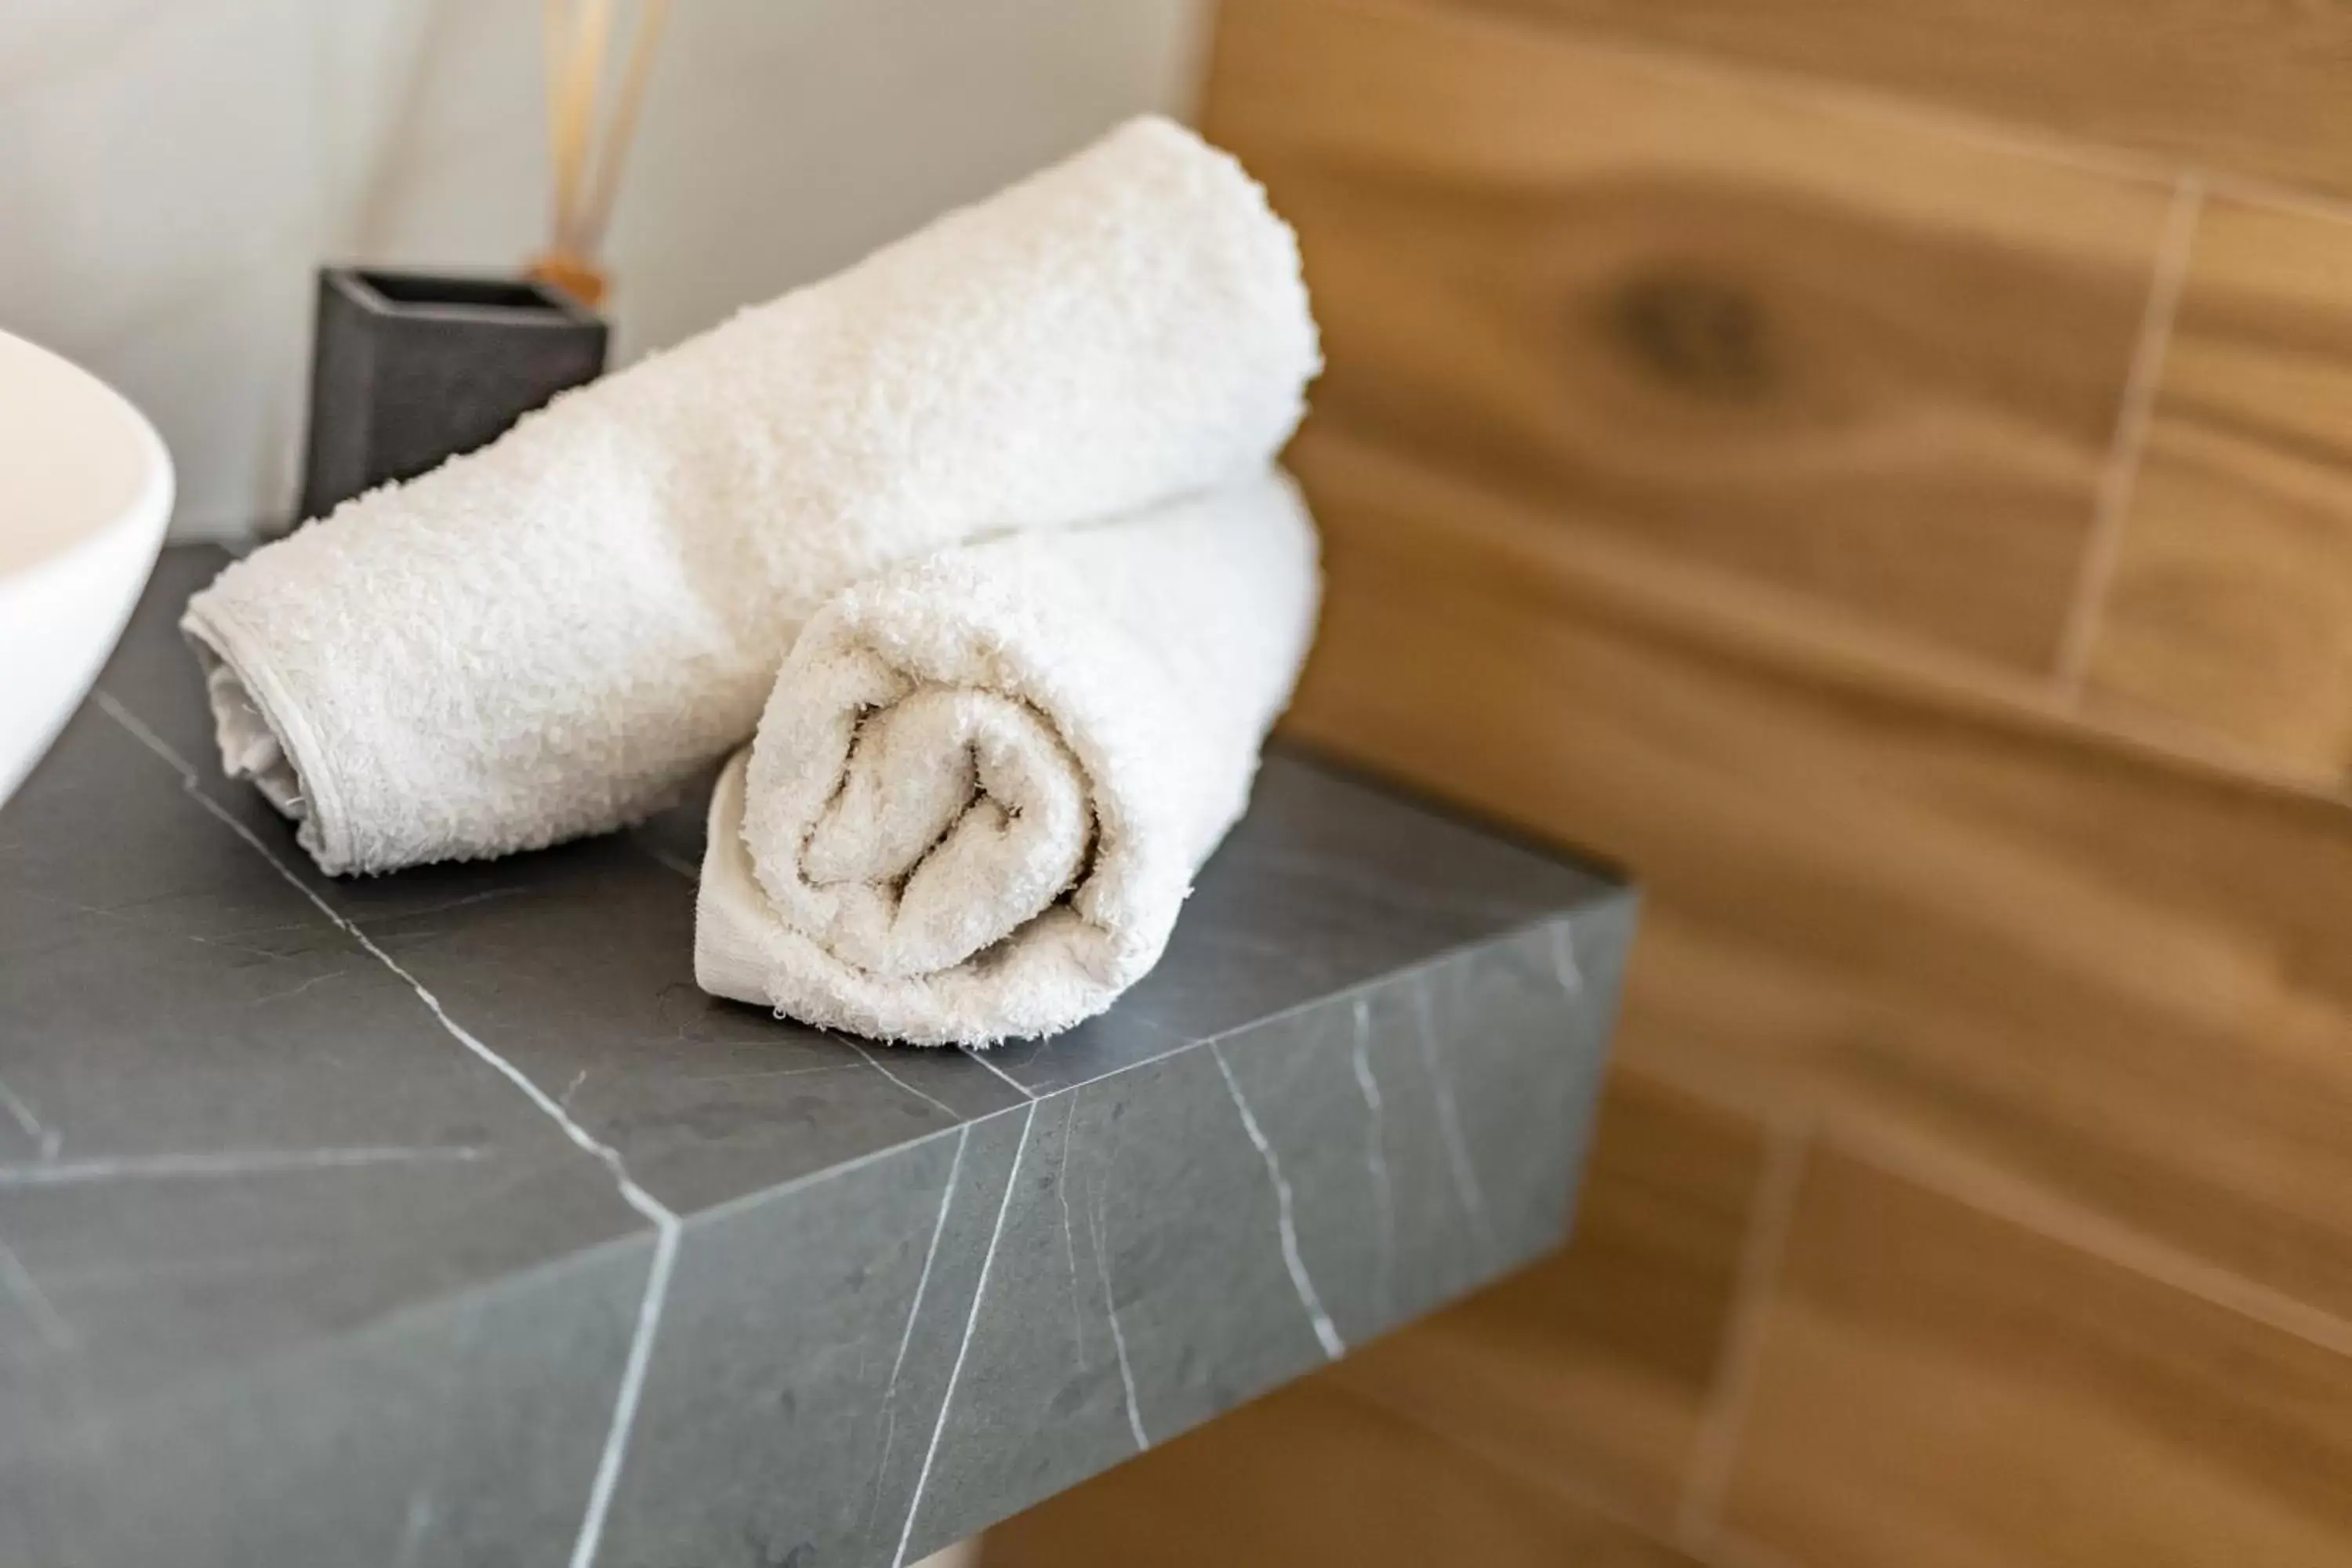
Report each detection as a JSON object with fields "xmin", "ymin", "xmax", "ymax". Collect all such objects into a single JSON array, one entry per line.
[{"xmin": 296, "ymin": 267, "xmax": 608, "ymax": 524}]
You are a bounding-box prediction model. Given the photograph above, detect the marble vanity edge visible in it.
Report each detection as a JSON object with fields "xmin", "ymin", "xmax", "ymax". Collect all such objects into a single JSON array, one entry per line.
[{"xmin": 2, "ymin": 901, "xmax": 1621, "ymax": 1516}]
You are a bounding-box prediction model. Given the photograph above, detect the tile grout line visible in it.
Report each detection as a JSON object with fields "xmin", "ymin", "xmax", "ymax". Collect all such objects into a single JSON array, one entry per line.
[
  {"xmin": 1822, "ymin": 1116, "xmax": 2352, "ymax": 1367},
  {"xmin": 93, "ymin": 691, "xmax": 678, "ymax": 1568},
  {"xmin": 2063, "ymin": 684, "xmax": 2352, "ymax": 800},
  {"xmin": 2200, "ymin": 161, "xmax": 2352, "ymax": 234},
  {"xmin": 1673, "ymin": 1108, "xmax": 1812, "ymax": 1555},
  {"xmin": 1701, "ymin": 1530, "xmax": 1811, "ymax": 1568},
  {"xmin": 1327, "ymin": 1372, "xmax": 1669, "ymax": 1537},
  {"xmin": 1327, "ymin": 0, "xmax": 2184, "ymax": 191},
  {"xmin": 2056, "ymin": 169, "xmax": 2205, "ymax": 699},
  {"xmin": 1339, "ymin": 1367, "xmax": 1802, "ymax": 1568},
  {"xmin": 1631, "ymin": 1051, "xmax": 2352, "ymax": 1390},
  {"xmin": 894, "ymin": 1099, "xmax": 1038, "ymax": 1568}
]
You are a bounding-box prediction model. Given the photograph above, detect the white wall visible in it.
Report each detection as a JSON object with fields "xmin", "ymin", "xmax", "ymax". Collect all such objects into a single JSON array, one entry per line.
[{"xmin": 0, "ymin": 0, "xmax": 1210, "ymax": 539}]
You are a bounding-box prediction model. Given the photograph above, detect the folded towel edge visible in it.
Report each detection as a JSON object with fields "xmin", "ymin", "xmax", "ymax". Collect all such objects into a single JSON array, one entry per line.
[{"xmin": 180, "ymin": 593, "xmax": 357, "ymax": 875}]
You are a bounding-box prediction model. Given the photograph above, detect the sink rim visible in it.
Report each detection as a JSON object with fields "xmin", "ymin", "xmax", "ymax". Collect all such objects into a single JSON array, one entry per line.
[
  {"xmin": 0, "ymin": 326, "xmax": 174, "ymax": 809},
  {"xmin": 0, "ymin": 326, "xmax": 174, "ymax": 583}
]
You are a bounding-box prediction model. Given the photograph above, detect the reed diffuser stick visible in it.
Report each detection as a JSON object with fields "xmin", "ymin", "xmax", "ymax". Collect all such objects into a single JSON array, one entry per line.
[
  {"xmin": 551, "ymin": 0, "xmax": 610, "ymax": 252},
  {"xmin": 533, "ymin": 0, "xmax": 671, "ymax": 306},
  {"xmin": 579, "ymin": 0, "xmax": 674, "ymax": 256}
]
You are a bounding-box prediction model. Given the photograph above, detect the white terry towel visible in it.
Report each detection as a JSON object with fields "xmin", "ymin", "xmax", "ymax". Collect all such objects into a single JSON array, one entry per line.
[
  {"xmin": 695, "ymin": 470, "xmax": 1319, "ymax": 1045},
  {"xmin": 182, "ymin": 115, "xmax": 1318, "ymax": 875}
]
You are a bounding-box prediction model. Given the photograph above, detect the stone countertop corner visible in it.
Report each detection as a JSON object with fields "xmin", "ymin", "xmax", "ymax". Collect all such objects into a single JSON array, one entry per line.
[{"xmin": 0, "ymin": 549, "xmax": 1635, "ymax": 1568}]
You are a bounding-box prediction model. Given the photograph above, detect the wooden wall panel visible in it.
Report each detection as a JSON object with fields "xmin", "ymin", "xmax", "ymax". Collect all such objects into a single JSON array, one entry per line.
[
  {"xmin": 1326, "ymin": 1063, "xmax": 1768, "ymax": 1527},
  {"xmin": 1279, "ymin": 419, "xmax": 2352, "ymax": 1329},
  {"xmin": 1725, "ymin": 1148, "xmax": 2352, "ymax": 1568},
  {"xmin": 985, "ymin": 3, "xmax": 2352, "ymax": 1566},
  {"xmin": 2081, "ymin": 193, "xmax": 2352, "ymax": 782},
  {"xmin": 1428, "ymin": 0, "xmax": 2352, "ymax": 200},
  {"xmin": 1203, "ymin": 0, "xmax": 2172, "ymax": 677},
  {"xmin": 978, "ymin": 1377, "xmax": 1700, "ymax": 1568}
]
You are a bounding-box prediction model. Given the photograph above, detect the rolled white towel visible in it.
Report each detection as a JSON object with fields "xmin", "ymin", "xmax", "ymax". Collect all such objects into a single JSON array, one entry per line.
[
  {"xmin": 695, "ymin": 470, "xmax": 1320, "ymax": 1044},
  {"xmin": 183, "ymin": 115, "xmax": 1318, "ymax": 874}
]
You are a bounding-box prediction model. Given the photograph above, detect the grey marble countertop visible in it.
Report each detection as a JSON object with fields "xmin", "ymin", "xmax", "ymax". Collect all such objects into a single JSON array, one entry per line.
[{"xmin": 0, "ymin": 549, "xmax": 1634, "ymax": 1568}]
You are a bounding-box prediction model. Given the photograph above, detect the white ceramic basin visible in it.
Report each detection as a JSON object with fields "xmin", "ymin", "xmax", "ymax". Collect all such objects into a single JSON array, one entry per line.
[{"xmin": 0, "ymin": 329, "xmax": 173, "ymax": 808}]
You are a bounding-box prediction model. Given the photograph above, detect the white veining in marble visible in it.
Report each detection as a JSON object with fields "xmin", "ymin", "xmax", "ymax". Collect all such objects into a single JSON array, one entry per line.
[
  {"xmin": 0, "ymin": 0, "xmax": 1206, "ymax": 539},
  {"xmin": 0, "ymin": 1230, "xmax": 74, "ymax": 1351},
  {"xmin": 0, "ymin": 1073, "xmax": 61, "ymax": 1162},
  {"xmin": 959, "ymin": 1045, "xmax": 1036, "ymax": 1102},
  {"xmin": 895, "ymin": 1099, "xmax": 1038, "ymax": 1568},
  {"xmin": 91, "ymin": 687, "xmax": 681, "ymax": 1568},
  {"xmin": 0, "ymin": 1145, "xmax": 481, "ymax": 1188},
  {"xmin": 10, "ymin": 569, "xmax": 1630, "ymax": 1566},
  {"xmin": 1054, "ymin": 1096, "xmax": 1088, "ymax": 1366},
  {"xmin": 867, "ymin": 1124, "xmax": 968, "ymax": 1547},
  {"xmin": 1208, "ymin": 1040, "xmax": 1345, "ymax": 1361},
  {"xmin": 852, "ymin": 1040, "xmax": 961, "ymax": 1123},
  {"xmin": 248, "ymin": 971, "xmax": 350, "ymax": 1007},
  {"xmin": 1089, "ymin": 1180, "xmax": 1148, "ymax": 1452},
  {"xmin": 1412, "ymin": 979, "xmax": 1500, "ymax": 1260},
  {"xmin": 1348, "ymin": 996, "xmax": 1396, "ymax": 1322},
  {"xmin": 637, "ymin": 837, "xmax": 700, "ymax": 881},
  {"xmin": 1551, "ymin": 920, "xmax": 1586, "ymax": 994},
  {"xmin": 389, "ymin": 1487, "xmax": 435, "ymax": 1568}
]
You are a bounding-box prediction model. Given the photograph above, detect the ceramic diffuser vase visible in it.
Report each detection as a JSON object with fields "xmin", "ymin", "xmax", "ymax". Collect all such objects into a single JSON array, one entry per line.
[
  {"xmin": 294, "ymin": 0, "xmax": 672, "ymax": 526},
  {"xmin": 298, "ymin": 269, "xmax": 607, "ymax": 521}
]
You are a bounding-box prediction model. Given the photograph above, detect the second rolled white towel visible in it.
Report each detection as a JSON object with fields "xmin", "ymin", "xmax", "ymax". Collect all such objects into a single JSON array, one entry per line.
[{"xmin": 695, "ymin": 470, "xmax": 1321, "ymax": 1044}]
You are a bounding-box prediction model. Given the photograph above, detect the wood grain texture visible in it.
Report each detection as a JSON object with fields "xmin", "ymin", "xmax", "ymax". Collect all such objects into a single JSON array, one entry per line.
[
  {"xmin": 1142, "ymin": 4, "xmax": 2352, "ymax": 1560},
  {"xmin": 1279, "ymin": 417, "xmax": 2352, "ymax": 1331},
  {"xmin": 1203, "ymin": 0, "xmax": 2172, "ymax": 676},
  {"xmin": 1724, "ymin": 1147, "xmax": 2352, "ymax": 1568},
  {"xmin": 1432, "ymin": 0, "xmax": 2352, "ymax": 200},
  {"xmin": 2082, "ymin": 193, "xmax": 2352, "ymax": 782},
  {"xmin": 1326, "ymin": 1062, "xmax": 1767, "ymax": 1526},
  {"xmin": 977, "ymin": 1377, "xmax": 1698, "ymax": 1568}
]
